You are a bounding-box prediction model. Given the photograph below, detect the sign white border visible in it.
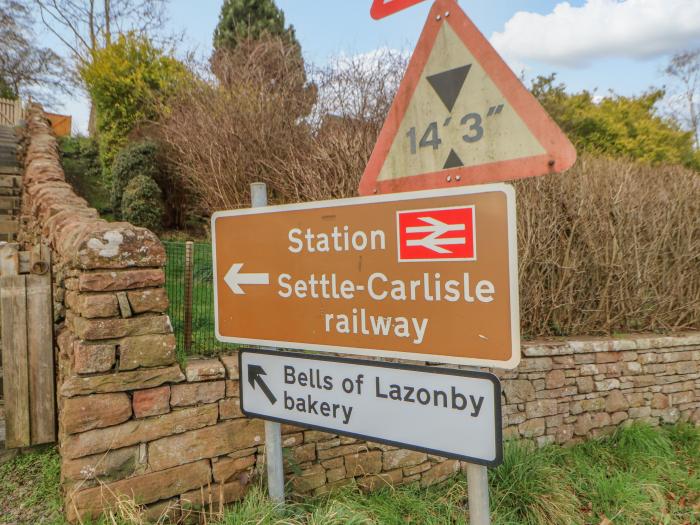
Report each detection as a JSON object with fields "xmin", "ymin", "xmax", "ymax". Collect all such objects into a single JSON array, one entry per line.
[{"xmin": 212, "ymin": 184, "xmax": 520, "ymax": 369}]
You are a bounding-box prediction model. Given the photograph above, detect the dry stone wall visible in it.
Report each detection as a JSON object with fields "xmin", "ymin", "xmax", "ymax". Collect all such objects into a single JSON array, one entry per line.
[{"xmin": 19, "ymin": 106, "xmax": 700, "ymax": 523}]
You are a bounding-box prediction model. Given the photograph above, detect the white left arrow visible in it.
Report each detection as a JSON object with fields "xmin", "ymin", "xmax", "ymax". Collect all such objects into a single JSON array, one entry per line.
[{"xmin": 224, "ymin": 263, "xmax": 270, "ymax": 295}]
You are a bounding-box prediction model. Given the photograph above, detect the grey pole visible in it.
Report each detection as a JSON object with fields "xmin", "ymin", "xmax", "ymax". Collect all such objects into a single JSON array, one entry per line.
[
  {"xmin": 250, "ymin": 182, "xmax": 285, "ymax": 504},
  {"xmin": 467, "ymin": 462, "xmax": 490, "ymax": 524},
  {"xmin": 466, "ymin": 366, "xmax": 490, "ymax": 525}
]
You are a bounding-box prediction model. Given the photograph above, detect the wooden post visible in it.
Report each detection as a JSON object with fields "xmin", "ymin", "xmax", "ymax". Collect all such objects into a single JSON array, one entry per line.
[
  {"xmin": 0, "ymin": 244, "xmax": 30, "ymax": 448},
  {"xmin": 183, "ymin": 241, "xmax": 194, "ymax": 354},
  {"xmin": 251, "ymin": 182, "xmax": 285, "ymax": 505},
  {"xmin": 26, "ymin": 245, "xmax": 55, "ymax": 444}
]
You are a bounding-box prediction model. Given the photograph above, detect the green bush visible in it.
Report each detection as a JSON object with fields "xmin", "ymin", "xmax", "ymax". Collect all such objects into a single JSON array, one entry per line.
[
  {"xmin": 80, "ymin": 33, "xmax": 187, "ymax": 183},
  {"xmin": 59, "ymin": 136, "xmax": 111, "ymax": 214},
  {"xmin": 121, "ymin": 175, "xmax": 164, "ymax": 231},
  {"xmin": 111, "ymin": 140, "xmax": 160, "ymax": 217}
]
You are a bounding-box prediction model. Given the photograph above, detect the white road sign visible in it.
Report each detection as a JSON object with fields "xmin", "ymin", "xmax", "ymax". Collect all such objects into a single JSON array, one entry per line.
[{"xmin": 240, "ymin": 348, "xmax": 503, "ymax": 466}]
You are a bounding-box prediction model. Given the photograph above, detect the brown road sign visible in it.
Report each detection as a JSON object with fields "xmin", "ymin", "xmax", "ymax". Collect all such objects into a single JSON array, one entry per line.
[
  {"xmin": 358, "ymin": 0, "xmax": 576, "ymax": 196},
  {"xmin": 212, "ymin": 185, "xmax": 520, "ymax": 368}
]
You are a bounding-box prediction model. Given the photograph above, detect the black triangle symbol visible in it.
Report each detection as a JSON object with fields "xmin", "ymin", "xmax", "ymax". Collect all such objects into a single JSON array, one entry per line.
[
  {"xmin": 443, "ymin": 149, "xmax": 464, "ymax": 169},
  {"xmin": 427, "ymin": 64, "xmax": 471, "ymax": 112}
]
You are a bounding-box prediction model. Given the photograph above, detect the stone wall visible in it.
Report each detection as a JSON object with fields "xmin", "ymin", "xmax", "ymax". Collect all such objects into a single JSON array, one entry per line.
[{"xmin": 19, "ymin": 106, "xmax": 700, "ymax": 523}]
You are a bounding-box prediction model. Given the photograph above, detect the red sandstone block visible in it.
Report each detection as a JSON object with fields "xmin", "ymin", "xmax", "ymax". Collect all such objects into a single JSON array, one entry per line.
[{"xmin": 133, "ymin": 386, "xmax": 171, "ymax": 418}]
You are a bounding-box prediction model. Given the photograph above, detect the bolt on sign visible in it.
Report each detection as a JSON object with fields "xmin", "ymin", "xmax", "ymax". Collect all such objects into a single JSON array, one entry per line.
[
  {"xmin": 212, "ymin": 184, "xmax": 519, "ymax": 368},
  {"xmin": 358, "ymin": 0, "xmax": 576, "ymax": 195},
  {"xmin": 240, "ymin": 348, "xmax": 503, "ymax": 466}
]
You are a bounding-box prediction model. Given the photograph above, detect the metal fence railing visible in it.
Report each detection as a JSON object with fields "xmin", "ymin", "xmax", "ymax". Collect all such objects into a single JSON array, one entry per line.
[{"xmin": 164, "ymin": 240, "xmax": 236, "ymax": 357}]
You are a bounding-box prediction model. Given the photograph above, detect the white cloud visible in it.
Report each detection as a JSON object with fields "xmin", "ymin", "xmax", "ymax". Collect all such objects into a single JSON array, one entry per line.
[{"xmin": 491, "ymin": 0, "xmax": 700, "ymax": 68}]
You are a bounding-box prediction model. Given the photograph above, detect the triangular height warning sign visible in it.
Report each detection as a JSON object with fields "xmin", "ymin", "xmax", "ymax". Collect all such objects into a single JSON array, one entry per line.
[{"xmin": 358, "ymin": 0, "xmax": 576, "ymax": 196}]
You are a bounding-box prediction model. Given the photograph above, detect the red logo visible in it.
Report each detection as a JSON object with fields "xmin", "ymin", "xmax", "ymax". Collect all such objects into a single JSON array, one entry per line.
[{"xmin": 397, "ymin": 206, "xmax": 475, "ymax": 262}]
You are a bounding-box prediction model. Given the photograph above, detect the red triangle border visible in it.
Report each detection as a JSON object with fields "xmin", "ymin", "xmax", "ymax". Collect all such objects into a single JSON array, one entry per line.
[{"xmin": 359, "ymin": 0, "xmax": 576, "ymax": 196}]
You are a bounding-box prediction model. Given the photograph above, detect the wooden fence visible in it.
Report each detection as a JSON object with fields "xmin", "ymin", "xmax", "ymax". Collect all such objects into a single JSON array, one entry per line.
[
  {"xmin": 0, "ymin": 98, "xmax": 25, "ymax": 127},
  {"xmin": 0, "ymin": 244, "xmax": 55, "ymax": 448}
]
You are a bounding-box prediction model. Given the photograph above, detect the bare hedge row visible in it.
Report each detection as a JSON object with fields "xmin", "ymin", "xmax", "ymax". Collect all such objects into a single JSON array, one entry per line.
[
  {"xmin": 155, "ymin": 38, "xmax": 699, "ymax": 338},
  {"xmin": 515, "ymin": 156, "xmax": 699, "ymax": 338}
]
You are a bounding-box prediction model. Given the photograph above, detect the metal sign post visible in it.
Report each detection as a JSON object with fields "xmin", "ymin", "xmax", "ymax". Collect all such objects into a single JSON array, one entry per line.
[{"xmin": 250, "ymin": 182, "xmax": 285, "ymax": 504}]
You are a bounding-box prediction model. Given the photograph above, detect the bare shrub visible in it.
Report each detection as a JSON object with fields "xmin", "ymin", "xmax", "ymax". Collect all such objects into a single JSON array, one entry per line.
[
  {"xmin": 156, "ymin": 39, "xmax": 406, "ymax": 210},
  {"xmin": 516, "ymin": 156, "xmax": 699, "ymax": 337},
  {"xmin": 157, "ymin": 38, "xmax": 699, "ymax": 338}
]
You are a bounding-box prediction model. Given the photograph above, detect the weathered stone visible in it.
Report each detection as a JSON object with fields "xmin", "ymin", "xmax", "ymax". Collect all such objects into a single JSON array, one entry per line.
[
  {"xmin": 133, "ymin": 386, "xmax": 170, "ymax": 418},
  {"xmin": 171, "ymin": 381, "xmax": 225, "ymax": 407},
  {"xmin": 73, "ymin": 342, "xmax": 116, "ymax": 374},
  {"xmin": 220, "ymin": 354, "xmax": 239, "ymax": 379},
  {"xmin": 595, "ymin": 378, "xmax": 620, "ymax": 391},
  {"xmin": 420, "ymin": 460, "xmax": 459, "ymax": 487},
  {"xmin": 304, "ymin": 430, "xmax": 336, "ymax": 443},
  {"xmin": 502, "ymin": 380, "xmax": 535, "ymax": 403},
  {"xmin": 382, "ymin": 449, "xmax": 427, "ymax": 471},
  {"xmin": 596, "ymin": 353, "xmax": 620, "ymax": 364},
  {"xmin": 404, "ymin": 461, "xmax": 431, "ymax": 476},
  {"xmin": 75, "ymin": 293, "xmax": 119, "ymax": 318},
  {"xmin": 115, "ymin": 292, "xmax": 132, "ymax": 318},
  {"xmin": 126, "ymin": 288, "xmax": 169, "ymax": 314},
  {"xmin": 580, "ymin": 364, "xmax": 599, "ymax": 376},
  {"xmin": 519, "ymin": 357, "xmax": 553, "ymax": 372},
  {"xmin": 225, "ymin": 380, "xmax": 240, "ymax": 397},
  {"xmin": 651, "ymin": 393, "xmax": 669, "ymax": 409},
  {"xmin": 525, "ymin": 399, "xmax": 558, "ymax": 418},
  {"xmin": 358, "ymin": 468, "xmax": 403, "ymax": 492},
  {"xmin": 62, "ymin": 404, "xmax": 218, "ymax": 459},
  {"xmin": 72, "ymin": 314, "xmax": 171, "ymax": 340},
  {"xmin": 574, "ymin": 414, "xmax": 594, "ymax": 436},
  {"xmin": 119, "ymin": 334, "xmax": 176, "ymax": 370},
  {"xmin": 62, "ymin": 393, "xmax": 132, "ymax": 434},
  {"xmin": 582, "ymin": 398, "xmax": 606, "ymax": 412},
  {"xmin": 61, "ymin": 364, "xmax": 184, "ymax": 397},
  {"xmin": 148, "ymin": 419, "xmax": 264, "ymax": 470},
  {"xmin": 605, "ymin": 390, "xmax": 628, "ymax": 412},
  {"xmin": 576, "ymin": 376, "xmax": 594, "ymax": 394},
  {"xmin": 318, "ymin": 443, "xmax": 369, "ymax": 460},
  {"xmin": 291, "ymin": 443, "xmax": 316, "ymax": 464},
  {"xmin": 78, "ymin": 269, "xmax": 165, "ymax": 292},
  {"xmin": 62, "ymin": 446, "xmax": 140, "ymax": 482},
  {"xmin": 181, "ymin": 479, "xmax": 248, "ymax": 509},
  {"xmin": 627, "ymin": 407, "xmax": 651, "ymax": 419},
  {"xmin": 555, "ymin": 425, "xmax": 574, "ymax": 443},
  {"xmin": 608, "ymin": 411, "xmax": 626, "ymax": 425},
  {"xmin": 142, "ymin": 499, "xmax": 179, "ymax": 523},
  {"xmin": 327, "ymin": 466, "xmax": 346, "ymax": 483},
  {"xmin": 660, "ymin": 407, "xmax": 681, "ymax": 424},
  {"xmin": 292, "ymin": 464, "xmax": 326, "ymax": 493},
  {"xmin": 212, "ymin": 455, "xmax": 256, "ymax": 483},
  {"xmin": 545, "ymin": 370, "xmax": 566, "ymax": 389},
  {"xmin": 219, "ymin": 397, "xmax": 244, "ymax": 420},
  {"xmin": 670, "ymin": 390, "xmax": 694, "ymax": 404},
  {"xmin": 345, "ymin": 450, "xmax": 382, "ymax": 477},
  {"xmin": 519, "ymin": 417, "xmax": 545, "ymax": 437},
  {"xmin": 185, "ymin": 359, "xmax": 225, "ymax": 381},
  {"xmin": 66, "ymin": 460, "xmax": 210, "ymax": 521}
]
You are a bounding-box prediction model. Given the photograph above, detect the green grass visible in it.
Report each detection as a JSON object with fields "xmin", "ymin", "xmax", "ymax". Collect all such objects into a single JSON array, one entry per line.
[
  {"xmin": 163, "ymin": 240, "xmax": 237, "ymax": 361},
  {"xmin": 1, "ymin": 423, "xmax": 698, "ymax": 524}
]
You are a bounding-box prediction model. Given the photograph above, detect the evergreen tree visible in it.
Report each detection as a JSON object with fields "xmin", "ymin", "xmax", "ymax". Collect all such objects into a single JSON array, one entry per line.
[{"xmin": 213, "ymin": 0, "xmax": 298, "ymax": 52}]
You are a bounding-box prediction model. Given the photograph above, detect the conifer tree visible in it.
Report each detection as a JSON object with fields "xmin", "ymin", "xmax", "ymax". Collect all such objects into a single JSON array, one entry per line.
[{"xmin": 213, "ymin": 0, "xmax": 298, "ymax": 52}]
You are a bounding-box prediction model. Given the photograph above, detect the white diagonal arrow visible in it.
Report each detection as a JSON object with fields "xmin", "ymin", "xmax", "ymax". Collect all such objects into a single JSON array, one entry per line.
[
  {"xmin": 224, "ymin": 263, "xmax": 270, "ymax": 295},
  {"xmin": 405, "ymin": 216, "xmax": 466, "ymax": 254}
]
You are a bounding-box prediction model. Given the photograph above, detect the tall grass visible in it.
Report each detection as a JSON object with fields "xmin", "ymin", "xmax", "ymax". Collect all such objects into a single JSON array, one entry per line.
[{"xmin": 6, "ymin": 424, "xmax": 696, "ymax": 524}]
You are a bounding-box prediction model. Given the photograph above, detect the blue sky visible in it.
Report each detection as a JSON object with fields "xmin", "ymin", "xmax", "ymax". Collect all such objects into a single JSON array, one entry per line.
[{"xmin": 52, "ymin": 0, "xmax": 700, "ymax": 133}]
